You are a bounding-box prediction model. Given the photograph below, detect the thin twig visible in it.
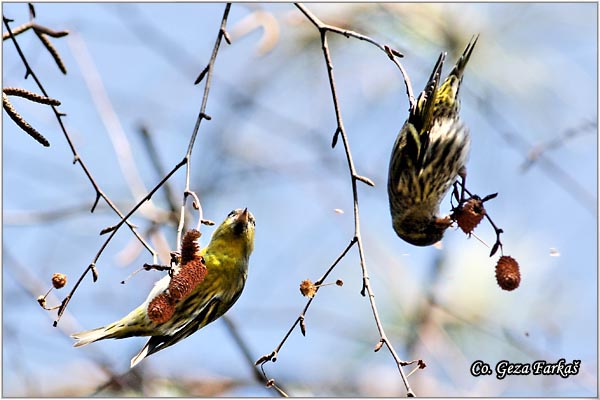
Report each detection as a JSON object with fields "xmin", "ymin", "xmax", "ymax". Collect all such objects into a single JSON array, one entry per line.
[
  {"xmin": 4, "ymin": 250, "xmax": 119, "ymax": 380},
  {"xmin": 2, "ymin": 21, "xmax": 32, "ymax": 39},
  {"xmin": 256, "ymin": 238, "xmax": 357, "ymax": 369},
  {"xmin": 57, "ymin": 157, "xmax": 186, "ymax": 322},
  {"xmin": 5, "ymin": 19, "xmax": 158, "ymax": 285},
  {"xmin": 55, "ymin": 156, "xmax": 187, "ymax": 324},
  {"xmin": 2, "ymin": 21, "xmax": 69, "ymax": 40},
  {"xmin": 295, "ymin": 3, "xmax": 414, "ymax": 109},
  {"xmin": 97, "ymin": 6, "xmax": 269, "ymax": 393},
  {"xmin": 453, "ymin": 180, "xmax": 504, "ymax": 256},
  {"xmin": 3, "ymin": 15, "xmax": 157, "ymax": 264},
  {"xmin": 28, "ymin": 3, "xmax": 231, "ymax": 323},
  {"xmin": 33, "ymin": 23, "xmax": 69, "ymax": 38},
  {"xmin": 176, "ymin": 6, "xmax": 276, "ymax": 392},
  {"xmin": 257, "ymin": 4, "xmax": 418, "ymax": 396},
  {"xmin": 318, "ymin": 27, "xmax": 416, "ymax": 396},
  {"xmin": 295, "ymin": 3, "xmax": 403, "ymax": 58},
  {"xmin": 384, "ymin": 49, "xmax": 416, "ymax": 109},
  {"xmin": 176, "ymin": 3, "xmax": 232, "ymax": 251}
]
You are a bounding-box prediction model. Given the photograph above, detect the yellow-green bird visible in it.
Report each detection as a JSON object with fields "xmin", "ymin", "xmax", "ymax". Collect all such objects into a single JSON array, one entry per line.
[
  {"xmin": 388, "ymin": 36, "xmax": 478, "ymax": 246},
  {"xmin": 72, "ymin": 208, "xmax": 255, "ymax": 368}
]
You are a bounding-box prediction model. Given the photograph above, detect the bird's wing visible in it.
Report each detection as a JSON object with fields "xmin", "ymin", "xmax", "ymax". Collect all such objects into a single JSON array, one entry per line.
[
  {"xmin": 407, "ymin": 52, "xmax": 446, "ymax": 169},
  {"xmin": 130, "ymin": 296, "xmax": 224, "ymax": 368},
  {"xmin": 446, "ymin": 34, "xmax": 479, "ymax": 83}
]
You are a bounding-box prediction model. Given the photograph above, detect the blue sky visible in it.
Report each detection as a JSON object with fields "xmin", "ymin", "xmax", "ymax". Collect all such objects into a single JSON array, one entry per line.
[{"xmin": 3, "ymin": 2, "xmax": 597, "ymax": 396}]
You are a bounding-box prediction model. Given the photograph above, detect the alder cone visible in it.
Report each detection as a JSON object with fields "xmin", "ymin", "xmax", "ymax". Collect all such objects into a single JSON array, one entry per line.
[
  {"xmin": 454, "ymin": 197, "xmax": 485, "ymax": 235},
  {"xmin": 169, "ymin": 258, "xmax": 208, "ymax": 302},
  {"xmin": 148, "ymin": 293, "xmax": 175, "ymax": 324},
  {"xmin": 180, "ymin": 229, "xmax": 201, "ymax": 265},
  {"xmin": 495, "ymin": 255, "xmax": 521, "ymax": 291}
]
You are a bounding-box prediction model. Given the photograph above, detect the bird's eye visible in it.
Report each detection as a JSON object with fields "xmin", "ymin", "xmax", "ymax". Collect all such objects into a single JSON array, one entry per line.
[{"xmin": 228, "ymin": 210, "xmax": 238, "ymax": 218}]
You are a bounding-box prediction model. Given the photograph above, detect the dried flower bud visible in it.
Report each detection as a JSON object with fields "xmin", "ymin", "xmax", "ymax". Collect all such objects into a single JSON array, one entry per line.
[
  {"xmin": 37, "ymin": 295, "xmax": 47, "ymax": 308},
  {"xmin": 147, "ymin": 293, "xmax": 176, "ymax": 324},
  {"xmin": 168, "ymin": 258, "xmax": 208, "ymax": 302},
  {"xmin": 495, "ymin": 255, "xmax": 521, "ymax": 291},
  {"xmin": 180, "ymin": 229, "xmax": 201, "ymax": 265},
  {"xmin": 170, "ymin": 251, "xmax": 181, "ymax": 266},
  {"xmin": 299, "ymin": 279, "xmax": 317, "ymax": 298},
  {"xmin": 91, "ymin": 265, "xmax": 99, "ymax": 282},
  {"xmin": 335, "ymin": 279, "xmax": 344, "ymax": 286},
  {"xmin": 52, "ymin": 273, "xmax": 67, "ymax": 289},
  {"xmin": 255, "ymin": 354, "xmax": 271, "ymax": 366},
  {"xmin": 453, "ymin": 197, "xmax": 485, "ymax": 235}
]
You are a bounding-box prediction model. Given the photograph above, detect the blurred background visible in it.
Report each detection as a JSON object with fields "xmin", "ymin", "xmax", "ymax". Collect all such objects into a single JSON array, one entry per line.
[{"xmin": 2, "ymin": 2, "xmax": 597, "ymax": 396}]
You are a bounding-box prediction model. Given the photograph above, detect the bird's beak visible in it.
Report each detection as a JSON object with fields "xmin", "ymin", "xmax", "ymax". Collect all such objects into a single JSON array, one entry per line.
[{"xmin": 238, "ymin": 208, "xmax": 249, "ymax": 224}]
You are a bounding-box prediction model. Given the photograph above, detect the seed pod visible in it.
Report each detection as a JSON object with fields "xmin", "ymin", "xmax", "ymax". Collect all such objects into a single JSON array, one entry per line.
[
  {"xmin": 299, "ymin": 279, "xmax": 317, "ymax": 298},
  {"xmin": 453, "ymin": 197, "xmax": 485, "ymax": 235},
  {"xmin": 168, "ymin": 258, "xmax": 207, "ymax": 302},
  {"xmin": 37, "ymin": 295, "xmax": 47, "ymax": 308},
  {"xmin": 180, "ymin": 229, "xmax": 201, "ymax": 265},
  {"xmin": 51, "ymin": 273, "xmax": 67, "ymax": 289},
  {"xmin": 495, "ymin": 255, "xmax": 521, "ymax": 291},
  {"xmin": 147, "ymin": 292, "xmax": 176, "ymax": 324}
]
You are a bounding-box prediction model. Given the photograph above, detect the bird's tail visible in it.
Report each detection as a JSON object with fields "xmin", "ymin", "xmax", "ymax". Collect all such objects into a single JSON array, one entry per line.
[
  {"xmin": 72, "ymin": 306, "xmax": 149, "ymax": 347},
  {"xmin": 434, "ymin": 35, "xmax": 479, "ymax": 119},
  {"xmin": 410, "ymin": 51, "xmax": 446, "ymax": 134},
  {"xmin": 71, "ymin": 324, "xmax": 116, "ymax": 347},
  {"xmin": 130, "ymin": 340, "xmax": 153, "ymax": 368},
  {"xmin": 447, "ymin": 34, "xmax": 479, "ymax": 82}
]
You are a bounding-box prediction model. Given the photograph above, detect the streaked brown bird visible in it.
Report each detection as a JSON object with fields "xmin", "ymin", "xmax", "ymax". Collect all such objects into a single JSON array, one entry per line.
[{"xmin": 388, "ymin": 36, "xmax": 478, "ymax": 246}]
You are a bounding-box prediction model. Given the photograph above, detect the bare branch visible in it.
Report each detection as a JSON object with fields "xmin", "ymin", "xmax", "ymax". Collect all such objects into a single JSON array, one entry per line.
[
  {"xmin": 295, "ymin": 3, "xmax": 403, "ymax": 58},
  {"xmin": 295, "ymin": 3, "xmax": 414, "ymax": 109},
  {"xmin": 256, "ymin": 4, "xmax": 419, "ymax": 395},
  {"xmin": 3, "ymin": 14, "xmax": 157, "ymax": 270},
  {"xmin": 256, "ymin": 238, "xmax": 356, "ymax": 368},
  {"xmin": 52, "ymin": 159, "xmax": 188, "ymax": 324},
  {"xmin": 2, "ymin": 21, "xmax": 32, "ymax": 39},
  {"xmin": 32, "ymin": 23, "xmax": 69, "ymax": 38},
  {"xmin": 176, "ymin": 3, "xmax": 232, "ymax": 251}
]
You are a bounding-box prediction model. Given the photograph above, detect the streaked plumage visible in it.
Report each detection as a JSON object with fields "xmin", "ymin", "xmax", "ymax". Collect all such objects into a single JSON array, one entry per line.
[
  {"xmin": 388, "ymin": 36, "xmax": 478, "ymax": 246},
  {"xmin": 72, "ymin": 208, "xmax": 255, "ymax": 367}
]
